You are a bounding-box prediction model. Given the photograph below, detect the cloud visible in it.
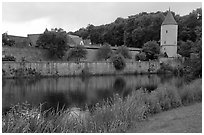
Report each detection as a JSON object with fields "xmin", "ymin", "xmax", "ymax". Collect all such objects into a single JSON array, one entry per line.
[
  {"xmin": 2, "ymin": 17, "xmax": 51, "ymax": 36},
  {"xmin": 2, "ymin": 2, "xmax": 202, "ymax": 36}
]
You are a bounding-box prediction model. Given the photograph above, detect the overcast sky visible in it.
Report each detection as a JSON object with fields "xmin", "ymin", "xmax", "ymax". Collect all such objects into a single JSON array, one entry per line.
[{"xmin": 2, "ymin": 2, "xmax": 202, "ymax": 36}]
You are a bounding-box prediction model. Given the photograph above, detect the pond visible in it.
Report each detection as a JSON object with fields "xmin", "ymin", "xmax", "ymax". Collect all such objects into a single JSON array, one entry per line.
[{"xmin": 2, "ymin": 74, "xmax": 185, "ymax": 114}]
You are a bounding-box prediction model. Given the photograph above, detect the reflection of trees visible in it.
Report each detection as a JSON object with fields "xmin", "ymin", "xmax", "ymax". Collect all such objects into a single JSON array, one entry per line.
[
  {"xmin": 87, "ymin": 88, "xmax": 113, "ymax": 112},
  {"xmin": 2, "ymin": 79, "xmax": 6, "ymax": 88},
  {"xmin": 13, "ymin": 78, "xmax": 41, "ymax": 86},
  {"xmin": 80, "ymin": 76, "xmax": 90, "ymax": 83},
  {"xmin": 42, "ymin": 92, "xmax": 70, "ymax": 113},
  {"xmin": 113, "ymin": 77, "xmax": 126, "ymax": 94},
  {"xmin": 96, "ymin": 88, "xmax": 113, "ymax": 102},
  {"xmin": 158, "ymin": 74, "xmax": 174, "ymax": 84},
  {"xmin": 69, "ymin": 89, "xmax": 87, "ymax": 109}
]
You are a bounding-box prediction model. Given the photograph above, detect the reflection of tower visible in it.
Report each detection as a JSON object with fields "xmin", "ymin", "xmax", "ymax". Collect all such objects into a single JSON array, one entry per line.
[{"xmin": 160, "ymin": 8, "xmax": 178, "ymax": 57}]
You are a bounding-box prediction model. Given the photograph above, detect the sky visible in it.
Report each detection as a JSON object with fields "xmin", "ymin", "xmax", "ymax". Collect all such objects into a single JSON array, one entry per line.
[{"xmin": 2, "ymin": 2, "xmax": 202, "ymax": 37}]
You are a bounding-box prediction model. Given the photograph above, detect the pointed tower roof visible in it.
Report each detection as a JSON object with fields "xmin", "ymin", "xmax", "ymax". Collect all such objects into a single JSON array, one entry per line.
[{"xmin": 162, "ymin": 9, "xmax": 177, "ymax": 25}]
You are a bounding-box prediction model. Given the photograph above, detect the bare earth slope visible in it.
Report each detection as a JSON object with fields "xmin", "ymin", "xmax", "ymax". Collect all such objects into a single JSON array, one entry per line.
[{"xmin": 128, "ymin": 103, "xmax": 202, "ymax": 133}]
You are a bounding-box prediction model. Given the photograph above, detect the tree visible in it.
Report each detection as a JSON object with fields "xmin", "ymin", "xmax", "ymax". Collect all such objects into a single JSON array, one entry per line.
[
  {"xmin": 178, "ymin": 40, "xmax": 194, "ymax": 57},
  {"xmin": 96, "ymin": 43, "xmax": 113, "ymax": 61},
  {"xmin": 111, "ymin": 54, "xmax": 126, "ymax": 71},
  {"xmin": 36, "ymin": 28, "xmax": 68, "ymax": 59},
  {"xmin": 135, "ymin": 52, "xmax": 147, "ymax": 61},
  {"xmin": 142, "ymin": 41, "xmax": 160, "ymax": 60},
  {"xmin": 2, "ymin": 33, "xmax": 15, "ymax": 46},
  {"xmin": 115, "ymin": 45, "xmax": 132, "ymax": 59},
  {"xmin": 67, "ymin": 45, "xmax": 87, "ymax": 62}
]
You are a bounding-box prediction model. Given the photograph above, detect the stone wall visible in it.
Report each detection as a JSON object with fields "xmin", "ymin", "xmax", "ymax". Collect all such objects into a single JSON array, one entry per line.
[{"xmin": 2, "ymin": 61, "xmax": 160, "ymax": 78}]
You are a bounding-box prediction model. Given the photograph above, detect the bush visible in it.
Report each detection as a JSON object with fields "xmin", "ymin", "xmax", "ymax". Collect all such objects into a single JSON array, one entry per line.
[
  {"xmin": 115, "ymin": 45, "xmax": 132, "ymax": 59},
  {"xmin": 111, "ymin": 54, "xmax": 126, "ymax": 71},
  {"xmin": 135, "ymin": 52, "xmax": 146, "ymax": 61},
  {"xmin": 2, "ymin": 33, "xmax": 15, "ymax": 46},
  {"xmin": 96, "ymin": 43, "xmax": 112, "ymax": 61},
  {"xmin": 13, "ymin": 68, "xmax": 41, "ymax": 78},
  {"xmin": 178, "ymin": 79, "xmax": 202, "ymax": 105},
  {"xmin": 142, "ymin": 41, "xmax": 160, "ymax": 60},
  {"xmin": 67, "ymin": 45, "xmax": 87, "ymax": 62},
  {"xmin": 2, "ymin": 55, "xmax": 16, "ymax": 61}
]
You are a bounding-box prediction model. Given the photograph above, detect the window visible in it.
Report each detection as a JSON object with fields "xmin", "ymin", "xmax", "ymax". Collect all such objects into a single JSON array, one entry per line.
[
  {"xmin": 166, "ymin": 30, "xmax": 168, "ymax": 33},
  {"xmin": 164, "ymin": 41, "xmax": 166, "ymax": 44}
]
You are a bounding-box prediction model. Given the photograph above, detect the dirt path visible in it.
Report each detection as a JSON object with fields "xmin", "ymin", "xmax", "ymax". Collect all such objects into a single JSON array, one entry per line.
[{"xmin": 128, "ymin": 103, "xmax": 202, "ymax": 133}]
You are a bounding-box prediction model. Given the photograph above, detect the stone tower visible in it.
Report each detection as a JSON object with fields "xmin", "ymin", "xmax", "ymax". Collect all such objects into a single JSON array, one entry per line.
[{"xmin": 160, "ymin": 9, "xmax": 178, "ymax": 57}]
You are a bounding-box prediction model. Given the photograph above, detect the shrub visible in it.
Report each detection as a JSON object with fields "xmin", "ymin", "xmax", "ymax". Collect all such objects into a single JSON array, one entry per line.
[
  {"xmin": 156, "ymin": 86, "xmax": 182, "ymax": 111},
  {"xmin": 67, "ymin": 45, "xmax": 87, "ymax": 62},
  {"xmin": 142, "ymin": 41, "xmax": 160, "ymax": 60},
  {"xmin": 111, "ymin": 54, "xmax": 126, "ymax": 71},
  {"xmin": 13, "ymin": 68, "xmax": 41, "ymax": 78},
  {"xmin": 135, "ymin": 52, "xmax": 146, "ymax": 61},
  {"xmin": 178, "ymin": 79, "xmax": 202, "ymax": 105},
  {"xmin": 2, "ymin": 33, "xmax": 15, "ymax": 46},
  {"xmin": 2, "ymin": 55, "xmax": 16, "ymax": 61},
  {"xmin": 115, "ymin": 45, "xmax": 132, "ymax": 59},
  {"xmin": 96, "ymin": 43, "xmax": 112, "ymax": 61}
]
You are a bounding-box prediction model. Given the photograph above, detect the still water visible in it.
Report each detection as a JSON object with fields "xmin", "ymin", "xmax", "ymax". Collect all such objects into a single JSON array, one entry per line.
[{"xmin": 2, "ymin": 74, "xmax": 185, "ymax": 114}]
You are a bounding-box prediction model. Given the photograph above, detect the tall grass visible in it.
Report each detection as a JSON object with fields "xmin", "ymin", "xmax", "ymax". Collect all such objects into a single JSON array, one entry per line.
[{"xmin": 2, "ymin": 79, "xmax": 202, "ymax": 133}]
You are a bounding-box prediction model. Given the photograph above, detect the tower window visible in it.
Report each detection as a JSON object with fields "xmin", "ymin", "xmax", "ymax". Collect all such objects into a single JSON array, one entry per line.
[{"xmin": 166, "ymin": 30, "xmax": 168, "ymax": 33}]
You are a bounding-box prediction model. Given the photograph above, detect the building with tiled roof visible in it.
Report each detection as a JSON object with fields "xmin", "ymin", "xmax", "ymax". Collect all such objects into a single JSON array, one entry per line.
[{"xmin": 67, "ymin": 34, "xmax": 84, "ymax": 45}]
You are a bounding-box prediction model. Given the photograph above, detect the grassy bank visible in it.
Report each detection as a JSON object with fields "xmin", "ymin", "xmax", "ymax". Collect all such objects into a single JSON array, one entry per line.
[{"xmin": 2, "ymin": 79, "xmax": 202, "ymax": 133}]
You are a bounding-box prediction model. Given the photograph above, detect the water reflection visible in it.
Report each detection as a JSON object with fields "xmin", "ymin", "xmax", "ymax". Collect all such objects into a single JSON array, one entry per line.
[{"xmin": 2, "ymin": 75, "xmax": 185, "ymax": 114}]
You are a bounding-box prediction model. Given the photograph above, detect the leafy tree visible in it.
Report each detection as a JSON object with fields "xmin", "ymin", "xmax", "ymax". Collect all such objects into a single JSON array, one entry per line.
[
  {"xmin": 111, "ymin": 54, "xmax": 126, "ymax": 71},
  {"xmin": 73, "ymin": 8, "xmax": 202, "ymax": 50},
  {"xmin": 67, "ymin": 45, "xmax": 87, "ymax": 62},
  {"xmin": 178, "ymin": 40, "xmax": 194, "ymax": 57},
  {"xmin": 2, "ymin": 33, "xmax": 15, "ymax": 46},
  {"xmin": 74, "ymin": 28, "xmax": 89, "ymax": 40},
  {"xmin": 135, "ymin": 52, "xmax": 147, "ymax": 61},
  {"xmin": 36, "ymin": 28, "xmax": 68, "ymax": 59},
  {"xmin": 115, "ymin": 45, "xmax": 132, "ymax": 59},
  {"xmin": 142, "ymin": 41, "xmax": 160, "ymax": 60},
  {"xmin": 96, "ymin": 43, "xmax": 113, "ymax": 61}
]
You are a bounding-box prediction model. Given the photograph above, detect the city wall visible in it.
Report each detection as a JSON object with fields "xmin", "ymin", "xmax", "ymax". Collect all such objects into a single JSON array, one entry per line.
[{"xmin": 2, "ymin": 61, "xmax": 160, "ymax": 78}]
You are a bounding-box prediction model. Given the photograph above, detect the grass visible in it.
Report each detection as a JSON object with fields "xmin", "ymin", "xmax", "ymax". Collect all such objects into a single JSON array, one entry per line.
[{"xmin": 2, "ymin": 79, "xmax": 202, "ymax": 133}]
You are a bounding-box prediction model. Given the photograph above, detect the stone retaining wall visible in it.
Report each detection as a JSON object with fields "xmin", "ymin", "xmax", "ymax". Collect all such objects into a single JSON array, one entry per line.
[{"xmin": 2, "ymin": 61, "xmax": 160, "ymax": 78}]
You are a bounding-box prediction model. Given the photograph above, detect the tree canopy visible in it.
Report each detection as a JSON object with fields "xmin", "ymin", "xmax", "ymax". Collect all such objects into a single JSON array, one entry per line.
[
  {"xmin": 96, "ymin": 43, "xmax": 113, "ymax": 61},
  {"xmin": 36, "ymin": 28, "xmax": 68, "ymax": 59},
  {"xmin": 142, "ymin": 41, "xmax": 160, "ymax": 60},
  {"xmin": 2, "ymin": 33, "xmax": 15, "ymax": 46},
  {"xmin": 67, "ymin": 45, "xmax": 87, "ymax": 62},
  {"xmin": 73, "ymin": 8, "xmax": 202, "ymax": 49}
]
